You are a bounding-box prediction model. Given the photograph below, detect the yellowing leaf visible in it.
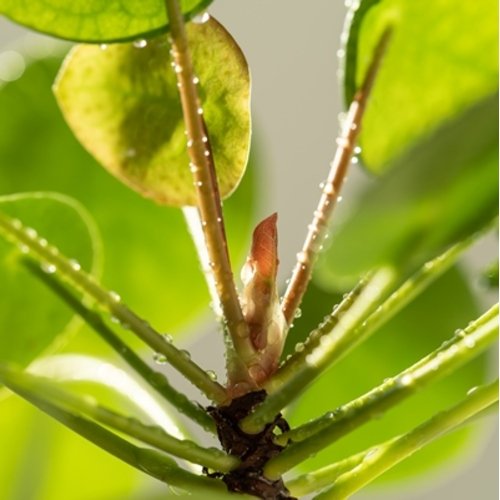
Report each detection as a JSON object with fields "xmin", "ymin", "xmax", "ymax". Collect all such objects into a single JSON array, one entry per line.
[{"xmin": 54, "ymin": 17, "xmax": 251, "ymax": 207}]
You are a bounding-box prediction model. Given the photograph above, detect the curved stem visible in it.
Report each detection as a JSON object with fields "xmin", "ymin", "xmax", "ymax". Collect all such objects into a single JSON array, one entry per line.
[
  {"xmin": 164, "ymin": 0, "xmax": 254, "ymax": 384},
  {"xmin": 23, "ymin": 258, "xmax": 215, "ymax": 433},
  {"xmin": 0, "ymin": 365, "xmax": 239, "ymax": 472},
  {"xmin": 264, "ymin": 305, "xmax": 498, "ymax": 477},
  {"xmin": 0, "ymin": 364, "xmax": 226, "ymax": 492},
  {"xmin": 314, "ymin": 380, "xmax": 499, "ymax": 499},
  {"xmin": 0, "ymin": 211, "xmax": 227, "ymax": 404},
  {"xmin": 281, "ymin": 28, "xmax": 392, "ymax": 327}
]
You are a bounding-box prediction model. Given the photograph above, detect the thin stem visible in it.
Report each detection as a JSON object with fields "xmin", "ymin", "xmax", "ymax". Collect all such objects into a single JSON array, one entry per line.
[
  {"xmin": 286, "ymin": 442, "xmax": 386, "ymax": 497},
  {"xmin": 23, "ymin": 258, "xmax": 215, "ymax": 433},
  {"xmin": 281, "ymin": 28, "xmax": 392, "ymax": 327},
  {"xmin": 0, "ymin": 211, "xmax": 227, "ymax": 404},
  {"xmin": 268, "ymin": 232, "xmax": 480, "ymax": 397},
  {"xmin": 241, "ymin": 267, "xmax": 398, "ymax": 434},
  {"xmin": 264, "ymin": 305, "xmax": 498, "ymax": 477},
  {"xmin": 314, "ymin": 380, "xmax": 499, "ymax": 499},
  {"xmin": 0, "ymin": 365, "xmax": 239, "ymax": 472},
  {"xmin": 164, "ymin": 0, "xmax": 254, "ymax": 380},
  {"xmin": 0, "ymin": 365, "xmax": 226, "ymax": 493}
]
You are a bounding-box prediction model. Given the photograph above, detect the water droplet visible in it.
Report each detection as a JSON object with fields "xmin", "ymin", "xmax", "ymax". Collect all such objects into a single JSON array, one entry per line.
[
  {"xmin": 41, "ymin": 262, "xmax": 56, "ymax": 274},
  {"xmin": 195, "ymin": 181, "xmax": 203, "ymax": 187},
  {"xmin": 351, "ymin": 156, "xmax": 359, "ymax": 164},
  {"xmin": 337, "ymin": 196, "xmax": 343, "ymax": 202},
  {"xmin": 163, "ymin": 333, "xmax": 173, "ymax": 343},
  {"xmin": 319, "ymin": 181, "xmax": 325, "ymax": 189},
  {"xmin": 110, "ymin": 316, "xmax": 120, "ymax": 324},
  {"xmin": 108, "ymin": 291, "xmax": 121, "ymax": 303},
  {"xmin": 202, "ymin": 136, "xmax": 208, "ymax": 143},
  {"xmin": 467, "ymin": 386, "xmax": 478, "ymax": 396},
  {"xmin": 100, "ymin": 44, "xmax": 108, "ymax": 51},
  {"xmin": 69, "ymin": 259, "xmax": 81, "ymax": 271},
  {"xmin": 192, "ymin": 76, "xmax": 200, "ymax": 84},
  {"xmin": 354, "ymin": 146, "xmax": 362, "ymax": 154},
  {"xmin": 133, "ymin": 39, "xmax": 148, "ymax": 49},
  {"xmin": 204, "ymin": 150, "xmax": 210, "ymax": 157},
  {"xmin": 294, "ymin": 308, "xmax": 302, "ymax": 319},
  {"xmin": 197, "ymin": 107, "xmax": 204, "ymax": 115},
  {"xmin": 192, "ymin": 11, "xmax": 210, "ymax": 24},
  {"xmin": 187, "ymin": 139, "xmax": 194, "ymax": 148},
  {"xmin": 11, "ymin": 219, "xmax": 22, "ymax": 230},
  {"xmin": 153, "ymin": 352, "xmax": 168, "ymax": 364},
  {"xmin": 174, "ymin": 64, "xmax": 183, "ymax": 74},
  {"xmin": 454, "ymin": 328, "xmax": 466, "ymax": 338},
  {"xmin": 464, "ymin": 337, "xmax": 476, "ymax": 348},
  {"xmin": 25, "ymin": 227, "xmax": 37, "ymax": 239},
  {"xmin": 336, "ymin": 49, "xmax": 345, "ymax": 58},
  {"xmin": 295, "ymin": 342, "xmax": 305, "ymax": 353},
  {"xmin": 38, "ymin": 238, "xmax": 48, "ymax": 248},
  {"xmin": 297, "ymin": 251, "xmax": 307, "ymax": 264},
  {"xmin": 189, "ymin": 163, "xmax": 199, "ymax": 173},
  {"xmin": 207, "ymin": 370, "xmax": 217, "ymax": 381},
  {"xmin": 399, "ymin": 374, "xmax": 413, "ymax": 386},
  {"xmin": 180, "ymin": 349, "xmax": 191, "ymax": 359},
  {"xmin": 18, "ymin": 244, "xmax": 29, "ymax": 254}
]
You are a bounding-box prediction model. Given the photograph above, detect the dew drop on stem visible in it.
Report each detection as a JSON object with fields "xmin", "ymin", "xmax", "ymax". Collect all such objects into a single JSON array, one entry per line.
[
  {"xmin": 133, "ymin": 39, "xmax": 147, "ymax": 49},
  {"xmin": 206, "ymin": 370, "xmax": 218, "ymax": 381},
  {"xmin": 41, "ymin": 262, "xmax": 56, "ymax": 274},
  {"xmin": 108, "ymin": 291, "xmax": 121, "ymax": 303},
  {"xmin": 192, "ymin": 11, "xmax": 210, "ymax": 24},
  {"xmin": 153, "ymin": 352, "xmax": 167, "ymax": 365}
]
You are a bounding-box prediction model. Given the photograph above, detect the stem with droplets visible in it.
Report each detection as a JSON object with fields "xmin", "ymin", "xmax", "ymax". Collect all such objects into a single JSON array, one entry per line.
[
  {"xmin": 264, "ymin": 305, "xmax": 498, "ymax": 478},
  {"xmin": 281, "ymin": 29, "xmax": 392, "ymax": 327},
  {"xmin": 314, "ymin": 380, "xmax": 498, "ymax": 499},
  {"xmin": 23, "ymin": 258, "xmax": 216, "ymax": 433},
  {"xmin": 164, "ymin": 0, "xmax": 254, "ymax": 385},
  {"xmin": 0, "ymin": 211, "xmax": 227, "ymax": 404}
]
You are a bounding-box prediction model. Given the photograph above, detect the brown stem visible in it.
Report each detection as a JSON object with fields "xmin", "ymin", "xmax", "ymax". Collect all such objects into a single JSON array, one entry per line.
[
  {"xmin": 164, "ymin": 1, "xmax": 254, "ymax": 383},
  {"xmin": 281, "ymin": 29, "xmax": 392, "ymax": 327}
]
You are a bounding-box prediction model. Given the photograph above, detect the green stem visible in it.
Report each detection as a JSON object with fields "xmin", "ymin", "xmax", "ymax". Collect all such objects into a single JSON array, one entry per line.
[
  {"xmin": 0, "ymin": 365, "xmax": 238, "ymax": 472},
  {"xmin": 281, "ymin": 28, "xmax": 392, "ymax": 327},
  {"xmin": 241, "ymin": 267, "xmax": 398, "ymax": 433},
  {"xmin": 314, "ymin": 380, "xmax": 499, "ymax": 499},
  {"xmin": 272, "ymin": 234, "xmax": 481, "ymax": 397},
  {"xmin": 286, "ymin": 442, "xmax": 388, "ymax": 497},
  {"xmin": 0, "ymin": 365, "xmax": 226, "ymax": 492},
  {"xmin": 23, "ymin": 258, "xmax": 215, "ymax": 433},
  {"xmin": 264, "ymin": 305, "xmax": 498, "ymax": 477},
  {"xmin": 164, "ymin": 0, "xmax": 254, "ymax": 384},
  {"xmin": 0, "ymin": 211, "xmax": 227, "ymax": 404}
]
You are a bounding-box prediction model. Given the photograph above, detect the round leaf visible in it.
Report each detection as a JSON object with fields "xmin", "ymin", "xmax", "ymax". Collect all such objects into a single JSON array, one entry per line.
[
  {"xmin": 0, "ymin": 193, "xmax": 100, "ymax": 366},
  {"xmin": 0, "ymin": 43, "xmax": 256, "ymax": 349},
  {"xmin": 288, "ymin": 267, "xmax": 490, "ymax": 487},
  {"xmin": 343, "ymin": 0, "xmax": 498, "ymax": 172},
  {"xmin": 0, "ymin": 0, "xmax": 213, "ymax": 43},
  {"xmin": 54, "ymin": 17, "xmax": 251, "ymax": 207}
]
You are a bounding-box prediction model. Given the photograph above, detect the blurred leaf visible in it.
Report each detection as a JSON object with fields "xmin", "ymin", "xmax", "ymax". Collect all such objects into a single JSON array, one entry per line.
[
  {"xmin": 29, "ymin": 354, "xmax": 184, "ymax": 436},
  {"xmin": 315, "ymin": 94, "xmax": 498, "ymax": 287},
  {"xmin": 54, "ymin": 17, "xmax": 251, "ymax": 207},
  {"xmin": 0, "ymin": 193, "xmax": 99, "ymax": 367},
  {"xmin": 343, "ymin": 0, "xmax": 498, "ymax": 172},
  {"xmin": 0, "ymin": 394, "xmax": 143, "ymax": 500},
  {"xmin": 288, "ymin": 266, "xmax": 489, "ymax": 486},
  {"xmin": 0, "ymin": 43, "xmax": 256, "ymax": 349},
  {"xmin": 0, "ymin": 0, "xmax": 212, "ymax": 43}
]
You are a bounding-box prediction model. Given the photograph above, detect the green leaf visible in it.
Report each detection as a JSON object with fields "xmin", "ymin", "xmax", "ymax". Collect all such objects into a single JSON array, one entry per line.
[
  {"xmin": 0, "ymin": 0, "xmax": 213, "ymax": 43},
  {"xmin": 287, "ymin": 266, "xmax": 490, "ymax": 487},
  {"xmin": 0, "ymin": 193, "xmax": 100, "ymax": 367},
  {"xmin": 0, "ymin": 43, "xmax": 255, "ymax": 349},
  {"xmin": 343, "ymin": 0, "xmax": 498, "ymax": 172},
  {"xmin": 315, "ymin": 94, "xmax": 498, "ymax": 287},
  {"xmin": 54, "ymin": 17, "xmax": 251, "ymax": 207}
]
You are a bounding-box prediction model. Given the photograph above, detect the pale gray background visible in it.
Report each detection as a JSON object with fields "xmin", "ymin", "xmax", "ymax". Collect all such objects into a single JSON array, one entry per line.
[{"xmin": 0, "ymin": 1, "xmax": 498, "ymax": 499}]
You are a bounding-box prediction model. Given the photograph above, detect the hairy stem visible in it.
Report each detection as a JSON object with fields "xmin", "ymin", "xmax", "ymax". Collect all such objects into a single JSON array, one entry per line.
[
  {"xmin": 0, "ymin": 211, "xmax": 227, "ymax": 403},
  {"xmin": 314, "ymin": 380, "xmax": 499, "ymax": 499},
  {"xmin": 23, "ymin": 258, "xmax": 215, "ymax": 433},
  {"xmin": 0, "ymin": 365, "xmax": 226, "ymax": 492},
  {"xmin": 281, "ymin": 28, "xmax": 392, "ymax": 327},
  {"xmin": 164, "ymin": 0, "xmax": 254, "ymax": 382},
  {"xmin": 264, "ymin": 305, "xmax": 498, "ymax": 477},
  {"xmin": 241, "ymin": 267, "xmax": 398, "ymax": 434}
]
